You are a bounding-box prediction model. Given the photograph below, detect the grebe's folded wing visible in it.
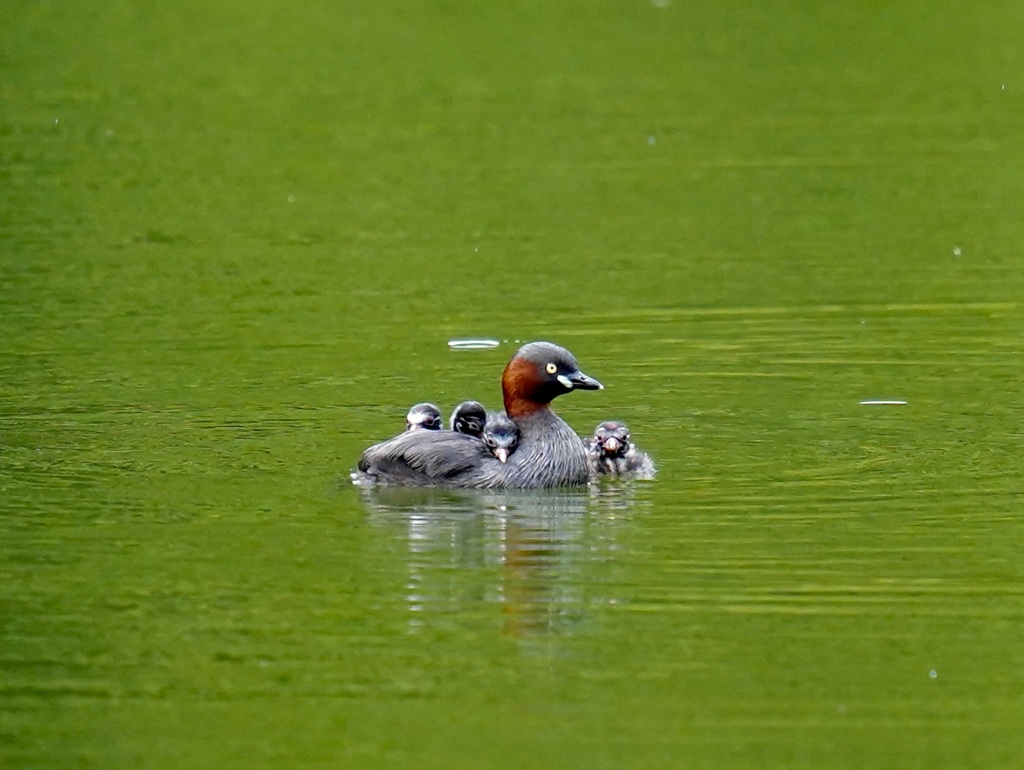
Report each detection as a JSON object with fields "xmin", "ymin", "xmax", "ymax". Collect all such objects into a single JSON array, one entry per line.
[{"xmin": 358, "ymin": 430, "xmax": 489, "ymax": 484}]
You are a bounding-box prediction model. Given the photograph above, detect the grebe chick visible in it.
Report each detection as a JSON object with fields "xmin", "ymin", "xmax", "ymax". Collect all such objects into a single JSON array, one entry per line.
[
  {"xmin": 450, "ymin": 400, "xmax": 488, "ymax": 438},
  {"xmin": 405, "ymin": 403, "xmax": 442, "ymax": 432},
  {"xmin": 587, "ymin": 420, "xmax": 656, "ymax": 479},
  {"xmin": 482, "ymin": 412, "xmax": 519, "ymax": 463}
]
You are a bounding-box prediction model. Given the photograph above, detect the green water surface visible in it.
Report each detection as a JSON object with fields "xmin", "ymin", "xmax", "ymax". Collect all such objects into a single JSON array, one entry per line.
[{"xmin": 3, "ymin": 1, "xmax": 1024, "ymax": 767}]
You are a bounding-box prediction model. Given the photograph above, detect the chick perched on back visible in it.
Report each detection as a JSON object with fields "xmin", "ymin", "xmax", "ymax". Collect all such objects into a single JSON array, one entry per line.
[
  {"xmin": 586, "ymin": 420, "xmax": 656, "ymax": 479},
  {"xmin": 482, "ymin": 412, "xmax": 520, "ymax": 463},
  {"xmin": 405, "ymin": 403, "xmax": 442, "ymax": 432},
  {"xmin": 450, "ymin": 400, "xmax": 488, "ymax": 438}
]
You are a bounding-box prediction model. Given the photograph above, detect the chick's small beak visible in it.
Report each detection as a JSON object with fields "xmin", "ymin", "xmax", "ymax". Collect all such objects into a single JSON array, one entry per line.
[
  {"xmin": 494, "ymin": 447, "xmax": 510, "ymax": 463},
  {"xmin": 559, "ymin": 370, "xmax": 603, "ymax": 391},
  {"xmin": 602, "ymin": 437, "xmax": 621, "ymax": 453}
]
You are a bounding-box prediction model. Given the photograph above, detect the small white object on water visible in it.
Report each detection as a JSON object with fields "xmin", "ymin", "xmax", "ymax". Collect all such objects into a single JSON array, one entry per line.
[
  {"xmin": 860, "ymin": 400, "xmax": 907, "ymax": 406},
  {"xmin": 929, "ymin": 669, "xmax": 938, "ymax": 679},
  {"xmin": 448, "ymin": 338, "xmax": 500, "ymax": 350},
  {"xmin": 953, "ymin": 246, "xmax": 962, "ymax": 256},
  {"xmin": 648, "ymin": 135, "xmax": 656, "ymax": 145}
]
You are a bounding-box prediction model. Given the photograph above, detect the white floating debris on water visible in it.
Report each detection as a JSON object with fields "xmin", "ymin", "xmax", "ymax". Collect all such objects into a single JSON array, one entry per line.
[
  {"xmin": 860, "ymin": 400, "xmax": 908, "ymax": 406},
  {"xmin": 953, "ymin": 246, "xmax": 962, "ymax": 256},
  {"xmin": 447, "ymin": 338, "xmax": 500, "ymax": 350},
  {"xmin": 929, "ymin": 669, "xmax": 938, "ymax": 679}
]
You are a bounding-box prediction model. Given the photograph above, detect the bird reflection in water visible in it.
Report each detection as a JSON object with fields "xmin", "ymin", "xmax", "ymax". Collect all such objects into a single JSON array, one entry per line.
[{"xmin": 359, "ymin": 484, "xmax": 645, "ymax": 638}]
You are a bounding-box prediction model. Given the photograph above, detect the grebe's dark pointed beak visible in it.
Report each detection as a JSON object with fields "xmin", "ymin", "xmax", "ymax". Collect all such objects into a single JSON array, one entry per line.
[{"xmin": 559, "ymin": 370, "xmax": 603, "ymax": 391}]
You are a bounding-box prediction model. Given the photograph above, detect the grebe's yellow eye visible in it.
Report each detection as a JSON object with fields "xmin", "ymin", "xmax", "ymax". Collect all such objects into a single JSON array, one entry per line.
[{"xmin": 545, "ymin": 362, "xmax": 558, "ymax": 375}]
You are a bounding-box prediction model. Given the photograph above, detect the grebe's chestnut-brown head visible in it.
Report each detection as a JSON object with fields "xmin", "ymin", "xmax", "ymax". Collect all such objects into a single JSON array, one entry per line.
[{"xmin": 501, "ymin": 341, "xmax": 602, "ymax": 419}]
